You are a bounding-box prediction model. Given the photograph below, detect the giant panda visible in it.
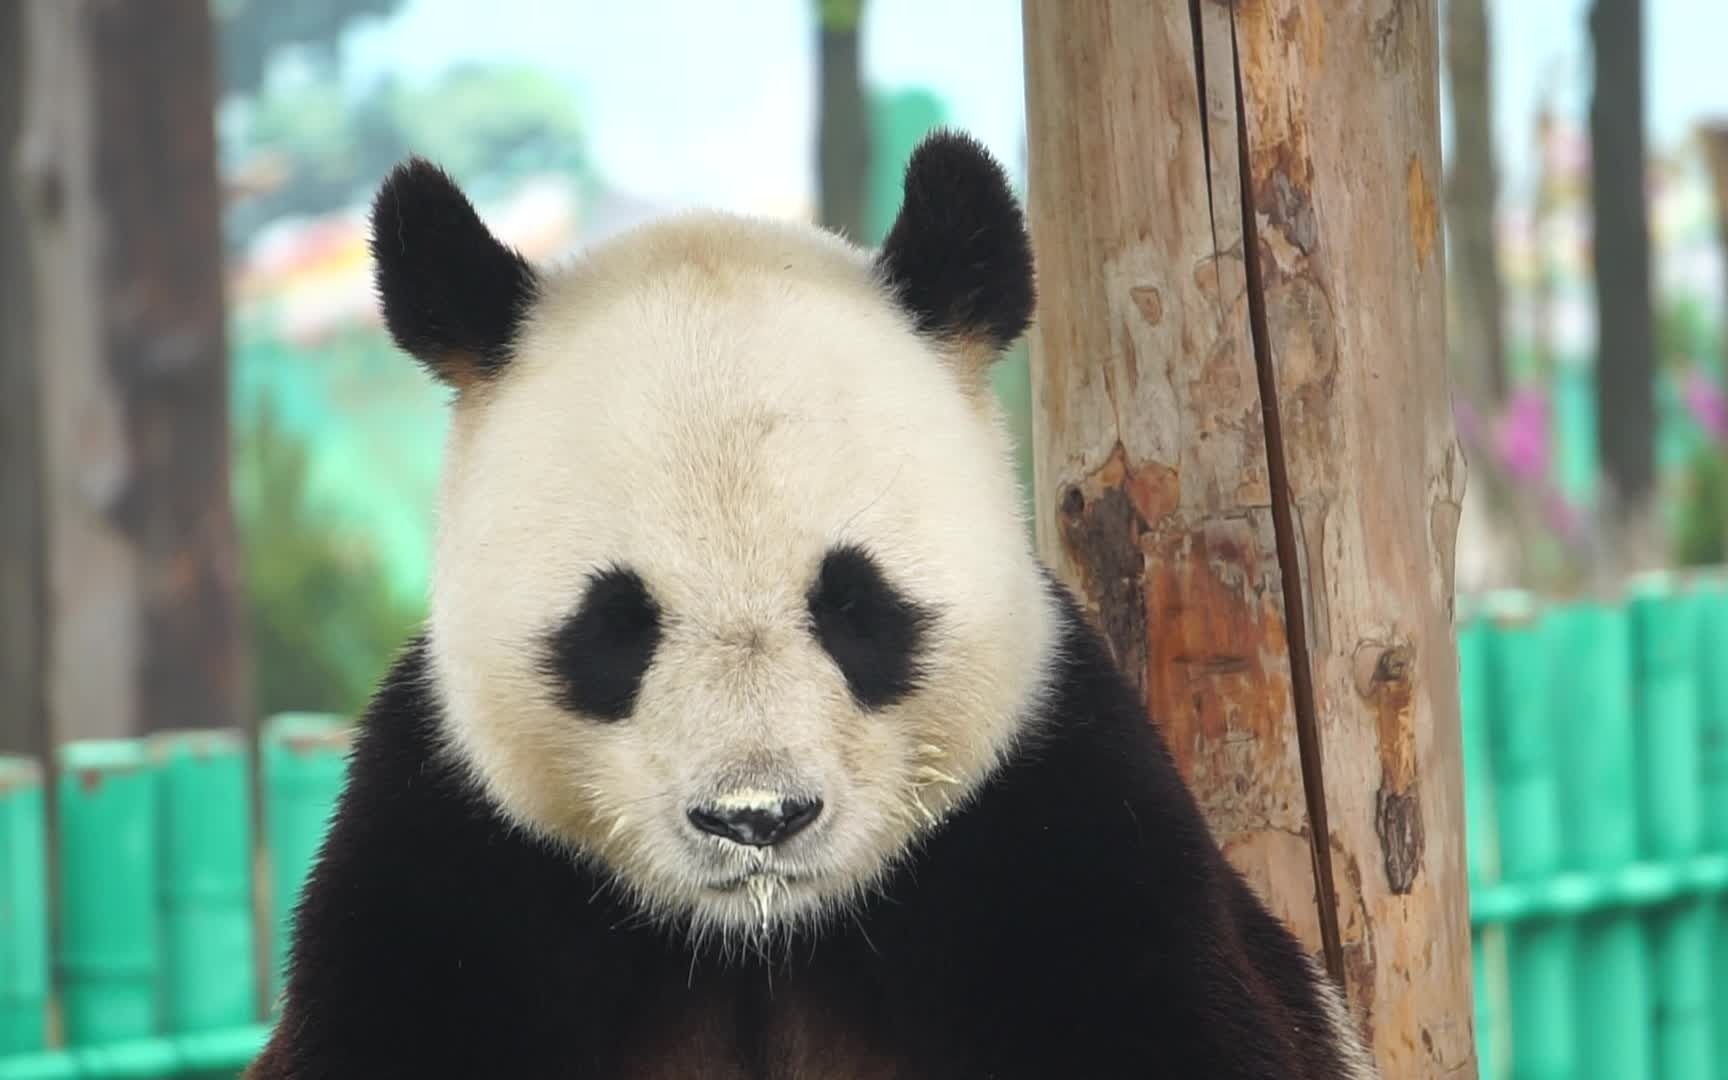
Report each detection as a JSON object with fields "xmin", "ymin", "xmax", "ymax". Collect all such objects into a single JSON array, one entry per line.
[{"xmin": 249, "ymin": 131, "xmax": 1377, "ymax": 1079}]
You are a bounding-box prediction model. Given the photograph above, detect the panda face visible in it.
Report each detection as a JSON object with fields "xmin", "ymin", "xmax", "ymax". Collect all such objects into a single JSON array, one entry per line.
[{"xmin": 372, "ymin": 134, "xmax": 1055, "ymax": 946}]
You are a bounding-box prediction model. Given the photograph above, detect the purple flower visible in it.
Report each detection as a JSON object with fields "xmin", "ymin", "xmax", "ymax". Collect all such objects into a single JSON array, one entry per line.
[
  {"xmin": 1682, "ymin": 369, "xmax": 1728, "ymax": 441},
  {"xmin": 1496, "ymin": 387, "xmax": 1551, "ymax": 483}
]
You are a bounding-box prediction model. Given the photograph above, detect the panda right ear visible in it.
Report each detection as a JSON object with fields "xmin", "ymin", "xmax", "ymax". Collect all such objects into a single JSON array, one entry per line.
[{"xmin": 368, "ymin": 157, "xmax": 539, "ymax": 389}]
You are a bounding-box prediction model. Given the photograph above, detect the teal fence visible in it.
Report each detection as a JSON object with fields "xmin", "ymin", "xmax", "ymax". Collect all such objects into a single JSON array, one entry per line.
[
  {"xmin": 0, "ymin": 715, "xmax": 351, "ymax": 1080},
  {"xmin": 4, "ymin": 573, "xmax": 1728, "ymax": 1077},
  {"xmin": 1465, "ymin": 571, "xmax": 1728, "ymax": 1080}
]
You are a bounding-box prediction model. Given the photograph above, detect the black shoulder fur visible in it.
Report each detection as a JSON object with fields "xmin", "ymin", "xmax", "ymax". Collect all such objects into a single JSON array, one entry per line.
[{"xmin": 250, "ymin": 585, "xmax": 1363, "ymax": 1079}]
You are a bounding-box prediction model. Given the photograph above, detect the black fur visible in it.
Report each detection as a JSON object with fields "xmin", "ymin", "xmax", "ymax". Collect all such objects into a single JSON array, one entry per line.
[
  {"xmin": 807, "ymin": 545, "xmax": 933, "ymax": 710},
  {"xmin": 252, "ymin": 584, "xmax": 1361, "ymax": 1079},
  {"xmin": 369, "ymin": 158, "xmax": 539, "ymax": 384},
  {"xmin": 874, "ymin": 131, "xmax": 1035, "ymax": 352},
  {"xmin": 541, "ymin": 566, "xmax": 663, "ymax": 721}
]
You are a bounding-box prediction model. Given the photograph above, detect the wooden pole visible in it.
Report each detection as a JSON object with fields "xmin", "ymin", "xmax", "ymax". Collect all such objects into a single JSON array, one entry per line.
[
  {"xmin": 16, "ymin": 0, "xmax": 249, "ymax": 741},
  {"xmin": 0, "ymin": 0, "xmax": 49, "ymax": 760},
  {"xmin": 1023, "ymin": 2, "xmax": 1473, "ymax": 1075},
  {"xmin": 1702, "ymin": 123, "xmax": 1728, "ymax": 335}
]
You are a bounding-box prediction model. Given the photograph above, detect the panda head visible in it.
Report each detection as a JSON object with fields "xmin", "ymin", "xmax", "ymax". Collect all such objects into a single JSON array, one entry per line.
[{"xmin": 372, "ymin": 131, "xmax": 1056, "ymax": 947}]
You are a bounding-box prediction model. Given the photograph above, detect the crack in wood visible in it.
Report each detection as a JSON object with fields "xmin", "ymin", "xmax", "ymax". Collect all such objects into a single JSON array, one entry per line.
[{"xmin": 1221, "ymin": 11, "xmax": 1346, "ymax": 988}]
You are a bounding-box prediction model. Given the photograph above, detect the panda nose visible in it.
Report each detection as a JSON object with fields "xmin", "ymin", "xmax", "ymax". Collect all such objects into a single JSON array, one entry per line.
[{"xmin": 687, "ymin": 797, "xmax": 823, "ymax": 848}]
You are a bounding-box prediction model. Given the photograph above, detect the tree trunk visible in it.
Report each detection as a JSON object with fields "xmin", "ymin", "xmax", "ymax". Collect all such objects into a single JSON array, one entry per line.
[
  {"xmin": 0, "ymin": 0, "xmax": 48, "ymax": 759},
  {"xmin": 816, "ymin": 0, "xmax": 869, "ymax": 239},
  {"xmin": 1702, "ymin": 123, "xmax": 1728, "ymax": 336},
  {"xmin": 1589, "ymin": 0, "xmax": 1656, "ymax": 545},
  {"xmin": 1444, "ymin": 0, "xmax": 1506, "ymax": 409},
  {"xmin": 17, "ymin": 0, "xmax": 249, "ymax": 741},
  {"xmin": 1024, "ymin": 2, "xmax": 1473, "ymax": 1074}
]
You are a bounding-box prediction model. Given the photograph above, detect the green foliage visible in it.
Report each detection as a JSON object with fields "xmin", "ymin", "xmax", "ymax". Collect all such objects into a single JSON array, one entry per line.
[
  {"xmin": 817, "ymin": 0, "xmax": 866, "ymax": 32},
  {"xmin": 234, "ymin": 400, "xmax": 423, "ymax": 720},
  {"xmin": 225, "ymin": 64, "xmax": 588, "ymax": 247},
  {"xmin": 1656, "ymin": 293, "xmax": 1718, "ymax": 374},
  {"xmin": 1673, "ymin": 445, "xmax": 1728, "ymax": 567},
  {"xmin": 214, "ymin": 0, "xmax": 406, "ymax": 100},
  {"xmin": 391, "ymin": 66, "xmax": 588, "ymax": 190}
]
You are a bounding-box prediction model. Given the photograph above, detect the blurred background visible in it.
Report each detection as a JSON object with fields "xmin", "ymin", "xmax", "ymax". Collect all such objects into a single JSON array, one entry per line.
[{"xmin": 2, "ymin": 1, "xmax": 1728, "ymax": 1077}]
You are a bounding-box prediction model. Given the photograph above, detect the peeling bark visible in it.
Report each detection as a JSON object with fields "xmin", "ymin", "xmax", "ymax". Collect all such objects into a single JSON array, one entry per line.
[{"xmin": 1025, "ymin": 1, "xmax": 1472, "ymax": 1074}]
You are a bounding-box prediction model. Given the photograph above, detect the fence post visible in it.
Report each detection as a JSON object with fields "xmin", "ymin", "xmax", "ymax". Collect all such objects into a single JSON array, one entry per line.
[
  {"xmin": 1457, "ymin": 602, "xmax": 1504, "ymax": 1077},
  {"xmin": 153, "ymin": 729, "xmax": 256, "ymax": 1034},
  {"xmin": 1483, "ymin": 592, "xmax": 1575, "ymax": 1078},
  {"xmin": 0, "ymin": 758, "xmax": 47, "ymax": 1055},
  {"xmin": 55, "ymin": 740, "xmax": 158, "ymax": 1046},
  {"xmin": 1547, "ymin": 598, "xmax": 1652, "ymax": 1080},
  {"xmin": 1629, "ymin": 574, "xmax": 1712, "ymax": 1078},
  {"xmin": 1695, "ymin": 574, "xmax": 1728, "ymax": 1073},
  {"xmin": 262, "ymin": 714, "xmax": 352, "ymax": 1007}
]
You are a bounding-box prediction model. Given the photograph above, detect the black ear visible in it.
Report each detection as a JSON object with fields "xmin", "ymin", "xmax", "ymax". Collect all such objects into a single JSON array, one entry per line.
[
  {"xmin": 873, "ymin": 130, "xmax": 1035, "ymax": 358},
  {"xmin": 368, "ymin": 157, "xmax": 539, "ymax": 387}
]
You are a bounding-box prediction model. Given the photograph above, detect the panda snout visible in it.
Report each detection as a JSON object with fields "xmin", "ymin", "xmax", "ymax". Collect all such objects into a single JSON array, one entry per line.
[{"xmin": 686, "ymin": 793, "xmax": 824, "ymax": 848}]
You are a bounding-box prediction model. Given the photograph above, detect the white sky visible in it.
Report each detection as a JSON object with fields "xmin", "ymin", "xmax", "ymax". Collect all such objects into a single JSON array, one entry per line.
[{"xmin": 340, "ymin": 0, "xmax": 1728, "ymax": 211}]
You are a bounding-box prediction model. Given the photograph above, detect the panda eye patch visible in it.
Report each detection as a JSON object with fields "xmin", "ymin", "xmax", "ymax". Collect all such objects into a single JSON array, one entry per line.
[
  {"xmin": 542, "ymin": 567, "xmax": 662, "ymax": 721},
  {"xmin": 807, "ymin": 545, "xmax": 932, "ymax": 709}
]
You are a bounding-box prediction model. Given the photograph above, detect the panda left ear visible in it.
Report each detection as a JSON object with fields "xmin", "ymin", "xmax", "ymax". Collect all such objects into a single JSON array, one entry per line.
[
  {"xmin": 873, "ymin": 131, "xmax": 1035, "ymax": 371},
  {"xmin": 369, "ymin": 157, "xmax": 539, "ymax": 389}
]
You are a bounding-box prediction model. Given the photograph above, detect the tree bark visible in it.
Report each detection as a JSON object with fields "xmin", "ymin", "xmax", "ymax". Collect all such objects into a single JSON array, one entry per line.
[
  {"xmin": 1590, "ymin": 0, "xmax": 1656, "ymax": 539},
  {"xmin": 816, "ymin": 0, "xmax": 869, "ymax": 240},
  {"xmin": 0, "ymin": 0, "xmax": 48, "ymax": 759},
  {"xmin": 1444, "ymin": 0, "xmax": 1506, "ymax": 410},
  {"xmin": 1024, "ymin": 2, "xmax": 1472, "ymax": 1074},
  {"xmin": 17, "ymin": 0, "xmax": 249, "ymax": 741}
]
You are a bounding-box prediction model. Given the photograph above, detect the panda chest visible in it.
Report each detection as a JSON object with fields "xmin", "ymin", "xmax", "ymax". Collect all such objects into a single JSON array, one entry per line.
[{"xmin": 616, "ymin": 983, "xmax": 912, "ymax": 1080}]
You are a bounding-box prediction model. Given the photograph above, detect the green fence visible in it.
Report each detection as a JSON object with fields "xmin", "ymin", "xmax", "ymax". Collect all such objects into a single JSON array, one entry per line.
[
  {"xmin": 0, "ymin": 715, "xmax": 351, "ymax": 1080},
  {"xmin": 1465, "ymin": 571, "xmax": 1728, "ymax": 1080}
]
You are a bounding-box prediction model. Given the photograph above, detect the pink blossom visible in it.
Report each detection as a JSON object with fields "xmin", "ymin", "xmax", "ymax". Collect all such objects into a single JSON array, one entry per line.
[
  {"xmin": 1682, "ymin": 369, "xmax": 1728, "ymax": 441},
  {"xmin": 1495, "ymin": 387, "xmax": 1552, "ymax": 483}
]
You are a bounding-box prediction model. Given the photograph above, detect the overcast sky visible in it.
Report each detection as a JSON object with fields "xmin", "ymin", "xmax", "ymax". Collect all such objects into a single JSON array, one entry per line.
[{"xmin": 341, "ymin": 1, "xmax": 1728, "ymax": 212}]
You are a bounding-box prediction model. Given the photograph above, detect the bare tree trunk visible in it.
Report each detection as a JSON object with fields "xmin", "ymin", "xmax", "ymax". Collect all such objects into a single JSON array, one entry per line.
[
  {"xmin": 1702, "ymin": 123, "xmax": 1728, "ymax": 336},
  {"xmin": 1590, "ymin": 0, "xmax": 1657, "ymax": 552},
  {"xmin": 816, "ymin": 0, "xmax": 869, "ymax": 240},
  {"xmin": 0, "ymin": 0, "xmax": 48, "ymax": 759},
  {"xmin": 1445, "ymin": 0, "xmax": 1506, "ymax": 408},
  {"xmin": 17, "ymin": 0, "xmax": 249, "ymax": 741},
  {"xmin": 1025, "ymin": 2, "xmax": 1473, "ymax": 1074}
]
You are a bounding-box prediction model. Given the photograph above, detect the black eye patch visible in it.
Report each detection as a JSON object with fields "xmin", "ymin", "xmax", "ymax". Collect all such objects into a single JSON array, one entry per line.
[
  {"xmin": 541, "ymin": 567, "xmax": 662, "ymax": 721},
  {"xmin": 807, "ymin": 545, "xmax": 933, "ymax": 709}
]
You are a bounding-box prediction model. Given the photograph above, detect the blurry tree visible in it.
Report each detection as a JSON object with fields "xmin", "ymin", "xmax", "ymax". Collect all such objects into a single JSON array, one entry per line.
[
  {"xmin": 816, "ymin": 0, "xmax": 870, "ymax": 239},
  {"xmin": 212, "ymin": 0, "xmax": 405, "ymax": 100},
  {"xmin": 1674, "ymin": 446, "xmax": 1728, "ymax": 566},
  {"xmin": 16, "ymin": 0, "xmax": 248, "ymax": 738},
  {"xmin": 1444, "ymin": 0, "xmax": 1506, "ymax": 407},
  {"xmin": 224, "ymin": 66, "xmax": 587, "ymax": 249},
  {"xmin": 1589, "ymin": 0, "xmax": 1658, "ymax": 554},
  {"xmin": 235, "ymin": 402, "xmax": 422, "ymax": 719},
  {"xmin": 0, "ymin": 0, "xmax": 45, "ymax": 757},
  {"xmin": 392, "ymin": 66, "xmax": 588, "ymax": 189},
  {"xmin": 1705, "ymin": 123, "xmax": 1728, "ymax": 334}
]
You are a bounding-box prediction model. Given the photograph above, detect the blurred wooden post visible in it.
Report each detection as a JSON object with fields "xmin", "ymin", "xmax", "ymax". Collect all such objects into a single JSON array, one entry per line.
[
  {"xmin": 1023, "ymin": 2, "xmax": 1473, "ymax": 1074},
  {"xmin": 1703, "ymin": 123, "xmax": 1728, "ymax": 328},
  {"xmin": 0, "ymin": 1, "xmax": 49, "ymax": 760},
  {"xmin": 14, "ymin": 0, "xmax": 248, "ymax": 741}
]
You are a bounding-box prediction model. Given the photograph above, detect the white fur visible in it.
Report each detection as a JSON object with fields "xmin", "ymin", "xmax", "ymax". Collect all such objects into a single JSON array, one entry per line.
[
  {"xmin": 425, "ymin": 211, "xmax": 1058, "ymax": 950},
  {"xmin": 1308, "ymin": 956, "xmax": 1380, "ymax": 1080}
]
